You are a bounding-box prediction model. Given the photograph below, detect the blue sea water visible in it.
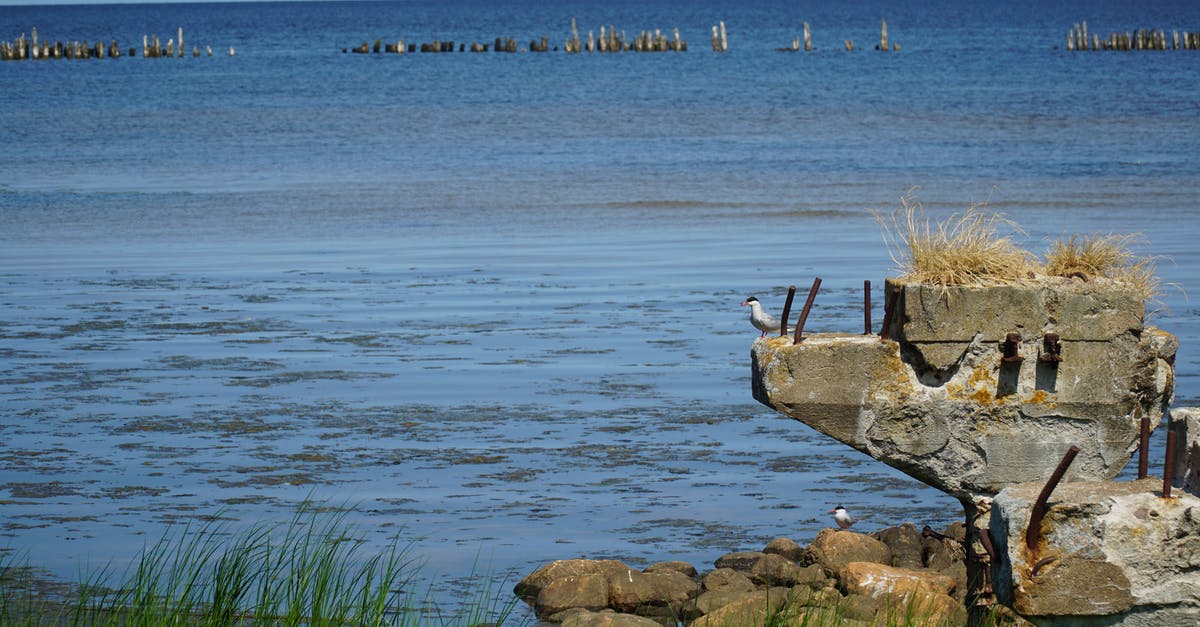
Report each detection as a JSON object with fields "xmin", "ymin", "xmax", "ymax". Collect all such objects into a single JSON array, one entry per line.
[{"xmin": 2, "ymin": 0, "xmax": 1200, "ymax": 621}]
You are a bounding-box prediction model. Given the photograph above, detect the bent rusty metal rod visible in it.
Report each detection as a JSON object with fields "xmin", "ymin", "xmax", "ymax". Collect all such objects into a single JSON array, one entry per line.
[
  {"xmin": 879, "ymin": 286, "xmax": 900, "ymax": 339},
  {"xmin": 793, "ymin": 277, "xmax": 822, "ymax": 343},
  {"xmin": 1138, "ymin": 414, "xmax": 1150, "ymax": 480},
  {"xmin": 863, "ymin": 280, "xmax": 872, "ymax": 335},
  {"xmin": 779, "ymin": 285, "xmax": 796, "ymax": 337},
  {"xmin": 1025, "ymin": 445, "xmax": 1080, "ymax": 552},
  {"xmin": 1164, "ymin": 429, "xmax": 1178, "ymax": 498}
]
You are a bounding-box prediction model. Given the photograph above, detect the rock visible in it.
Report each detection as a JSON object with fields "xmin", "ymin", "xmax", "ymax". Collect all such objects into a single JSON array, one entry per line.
[
  {"xmin": 838, "ymin": 561, "xmax": 956, "ymax": 599},
  {"xmin": 749, "ymin": 552, "xmax": 802, "ymax": 586},
  {"xmin": 694, "ymin": 588, "xmax": 749, "ymax": 615},
  {"xmin": 537, "ymin": 573, "xmax": 610, "ymax": 616},
  {"xmin": 838, "ymin": 593, "xmax": 880, "ymax": 621},
  {"xmin": 644, "ymin": 561, "xmax": 698, "ymax": 578},
  {"xmin": 992, "ymin": 477, "xmax": 1200, "ymax": 623},
  {"xmin": 561, "ymin": 608, "xmax": 663, "ymax": 627},
  {"xmin": 762, "ymin": 537, "xmax": 803, "ymax": 562},
  {"xmin": 606, "ymin": 569, "xmax": 698, "ymax": 616},
  {"xmin": 878, "ymin": 590, "xmax": 967, "ymax": 626},
  {"xmin": 803, "ymin": 528, "xmax": 892, "ymax": 576},
  {"xmin": 792, "ymin": 563, "xmax": 829, "ymax": 590},
  {"xmin": 922, "ymin": 532, "xmax": 964, "ymax": 572},
  {"xmin": 874, "ymin": 523, "xmax": 924, "ymax": 569},
  {"xmin": 688, "ymin": 587, "xmax": 798, "ymax": 626},
  {"xmin": 712, "ymin": 551, "xmax": 764, "ymax": 573},
  {"xmin": 700, "ymin": 568, "xmax": 755, "ymax": 593},
  {"xmin": 515, "ymin": 558, "xmax": 631, "ymax": 601},
  {"xmin": 938, "ymin": 560, "xmax": 968, "ymax": 603}
]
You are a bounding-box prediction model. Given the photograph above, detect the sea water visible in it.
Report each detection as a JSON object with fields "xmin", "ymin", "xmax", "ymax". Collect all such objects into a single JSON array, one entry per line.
[{"xmin": 2, "ymin": 0, "xmax": 1199, "ymax": 620}]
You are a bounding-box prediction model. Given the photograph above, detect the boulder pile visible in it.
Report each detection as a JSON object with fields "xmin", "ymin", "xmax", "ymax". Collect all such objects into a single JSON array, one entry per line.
[{"xmin": 515, "ymin": 522, "xmax": 987, "ymax": 626}]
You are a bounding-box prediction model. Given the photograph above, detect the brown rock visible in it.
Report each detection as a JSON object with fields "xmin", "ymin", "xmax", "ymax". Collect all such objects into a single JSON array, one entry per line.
[
  {"xmin": 515, "ymin": 558, "xmax": 631, "ymax": 600},
  {"xmin": 792, "ymin": 563, "xmax": 829, "ymax": 590},
  {"xmin": 838, "ymin": 593, "xmax": 880, "ymax": 621},
  {"xmin": 537, "ymin": 573, "xmax": 610, "ymax": 616},
  {"xmin": 873, "ymin": 523, "xmax": 923, "ymax": 569},
  {"xmin": 922, "ymin": 533, "xmax": 963, "ymax": 571},
  {"xmin": 713, "ymin": 551, "xmax": 765, "ymax": 573},
  {"xmin": 839, "ymin": 561, "xmax": 956, "ymax": 599},
  {"xmin": 804, "ymin": 528, "xmax": 892, "ymax": 576},
  {"xmin": 644, "ymin": 561, "xmax": 698, "ymax": 578},
  {"xmin": 561, "ymin": 609, "xmax": 663, "ymax": 627},
  {"xmin": 689, "ymin": 588, "xmax": 799, "ymax": 626},
  {"xmin": 877, "ymin": 591, "xmax": 967, "ymax": 626},
  {"xmin": 750, "ymin": 552, "xmax": 802, "ymax": 586},
  {"xmin": 607, "ymin": 569, "xmax": 699, "ymax": 615},
  {"xmin": 763, "ymin": 537, "xmax": 804, "ymax": 562},
  {"xmin": 701, "ymin": 568, "xmax": 755, "ymax": 593}
]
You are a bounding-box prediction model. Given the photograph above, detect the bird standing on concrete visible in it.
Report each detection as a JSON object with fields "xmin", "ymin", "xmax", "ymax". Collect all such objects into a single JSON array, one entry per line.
[
  {"xmin": 741, "ymin": 296, "xmax": 781, "ymax": 337},
  {"xmin": 830, "ymin": 505, "xmax": 855, "ymax": 529}
]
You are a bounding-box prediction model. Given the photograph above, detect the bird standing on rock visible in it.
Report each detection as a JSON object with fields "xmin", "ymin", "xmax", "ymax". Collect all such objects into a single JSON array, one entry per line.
[
  {"xmin": 741, "ymin": 296, "xmax": 781, "ymax": 337},
  {"xmin": 830, "ymin": 505, "xmax": 855, "ymax": 529}
]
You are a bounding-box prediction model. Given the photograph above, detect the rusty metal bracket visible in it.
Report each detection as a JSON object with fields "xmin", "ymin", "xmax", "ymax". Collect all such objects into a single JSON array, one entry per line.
[
  {"xmin": 863, "ymin": 280, "xmax": 872, "ymax": 335},
  {"xmin": 1001, "ymin": 332, "xmax": 1024, "ymax": 363},
  {"xmin": 1039, "ymin": 332, "xmax": 1063, "ymax": 363}
]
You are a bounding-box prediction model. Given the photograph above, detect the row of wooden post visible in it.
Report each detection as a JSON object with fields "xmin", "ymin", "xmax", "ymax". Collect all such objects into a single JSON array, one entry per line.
[
  {"xmin": 1, "ymin": 27, "xmax": 231, "ymax": 61},
  {"xmin": 1068, "ymin": 22, "xmax": 1200, "ymax": 51},
  {"xmin": 778, "ymin": 18, "xmax": 900, "ymax": 52}
]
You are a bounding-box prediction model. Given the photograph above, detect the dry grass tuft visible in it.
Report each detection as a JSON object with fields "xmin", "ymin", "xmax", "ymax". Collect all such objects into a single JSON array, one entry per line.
[
  {"xmin": 876, "ymin": 190, "xmax": 1038, "ymax": 287},
  {"xmin": 1044, "ymin": 233, "xmax": 1161, "ymax": 301}
]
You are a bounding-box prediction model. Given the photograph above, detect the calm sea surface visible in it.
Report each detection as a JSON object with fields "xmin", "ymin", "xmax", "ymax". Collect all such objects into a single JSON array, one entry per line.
[{"xmin": 2, "ymin": 0, "xmax": 1200, "ymax": 620}]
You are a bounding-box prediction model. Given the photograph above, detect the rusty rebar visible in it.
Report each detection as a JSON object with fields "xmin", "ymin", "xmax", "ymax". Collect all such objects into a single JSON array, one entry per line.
[
  {"xmin": 779, "ymin": 285, "xmax": 796, "ymax": 338},
  {"xmin": 879, "ymin": 286, "xmax": 900, "ymax": 339},
  {"xmin": 863, "ymin": 280, "xmax": 872, "ymax": 335},
  {"xmin": 1025, "ymin": 445, "xmax": 1080, "ymax": 552},
  {"xmin": 793, "ymin": 277, "xmax": 822, "ymax": 343},
  {"xmin": 1138, "ymin": 414, "xmax": 1150, "ymax": 480},
  {"xmin": 1164, "ymin": 429, "xmax": 1178, "ymax": 498},
  {"xmin": 979, "ymin": 528, "xmax": 996, "ymax": 562}
]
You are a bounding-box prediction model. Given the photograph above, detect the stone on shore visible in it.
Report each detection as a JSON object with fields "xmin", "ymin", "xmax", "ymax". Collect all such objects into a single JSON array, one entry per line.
[{"xmin": 803, "ymin": 528, "xmax": 893, "ymax": 576}]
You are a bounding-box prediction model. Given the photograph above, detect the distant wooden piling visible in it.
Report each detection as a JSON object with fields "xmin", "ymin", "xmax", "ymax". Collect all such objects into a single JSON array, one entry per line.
[{"xmin": 1067, "ymin": 21, "xmax": 1199, "ymax": 51}]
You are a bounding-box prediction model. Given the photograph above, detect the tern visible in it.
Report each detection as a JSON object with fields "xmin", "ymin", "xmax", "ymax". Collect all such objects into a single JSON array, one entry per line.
[
  {"xmin": 830, "ymin": 505, "xmax": 855, "ymax": 529},
  {"xmin": 741, "ymin": 296, "xmax": 781, "ymax": 337}
]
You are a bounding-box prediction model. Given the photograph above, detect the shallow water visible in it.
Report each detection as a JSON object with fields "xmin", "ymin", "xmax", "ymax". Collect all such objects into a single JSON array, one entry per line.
[{"xmin": 2, "ymin": 0, "xmax": 1200, "ymax": 621}]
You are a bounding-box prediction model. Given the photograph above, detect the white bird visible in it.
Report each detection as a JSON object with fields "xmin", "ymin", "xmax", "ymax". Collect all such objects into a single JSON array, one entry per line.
[
  {"xmin": 830, "ymin": 505, "xmax": 855, "ymax": 530},
  {"xmin": 741, "ymin": 296, "xmax": 781, "ymax": 337}
]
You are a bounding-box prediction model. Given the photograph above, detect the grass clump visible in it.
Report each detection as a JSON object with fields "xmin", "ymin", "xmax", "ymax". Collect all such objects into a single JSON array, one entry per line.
[
  {"xmin": 1044, "ymin": 233, "xmax": 1161, "ymax": 301},
  {"xmin": 1, "ymin": 500, "xmax": 521, "ymax": 626},
  {"xmin": 876, "ymin": 190, "xmax": 1038, "ymax": 287}
]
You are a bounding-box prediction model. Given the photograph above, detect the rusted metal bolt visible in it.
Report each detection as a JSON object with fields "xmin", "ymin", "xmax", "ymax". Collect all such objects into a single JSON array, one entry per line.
[
  {"xmin": 1001, "ymin": 332, "xmax": 1024, "ymax": 363},
  {"xmin": 1039, "ymin": 332, "xmax": 1063, "ymax": 363}
]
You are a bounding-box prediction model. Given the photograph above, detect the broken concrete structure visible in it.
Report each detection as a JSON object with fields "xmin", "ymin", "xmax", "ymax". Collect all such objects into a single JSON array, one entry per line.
[
  {"xmin": 751, "ymin": 278, "xmax": 1176, "ymax": 501},
  {"xmin": 991, "ymin": 477, "xmax": 1200, "ymax": 625},
  {"xmin": 750, "ymin": 277, "xmax": 1181, "ymax": 622}
]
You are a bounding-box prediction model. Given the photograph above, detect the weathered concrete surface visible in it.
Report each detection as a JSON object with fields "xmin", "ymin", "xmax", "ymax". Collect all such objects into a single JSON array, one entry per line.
[
  {"xmin": 991, "ymin": 478, "xmax": 1200, "ymax": 625},
  {"xmin": 750, "ymin": 281, "xmax": 1177, "ymax": 499},
  {"xmin": 1172, "ymin": 407, "xmax": 1200, "ymax": 496}
]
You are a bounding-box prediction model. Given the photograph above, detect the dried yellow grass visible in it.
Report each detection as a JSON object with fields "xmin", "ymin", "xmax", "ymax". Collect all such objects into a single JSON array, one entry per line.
[
  {"xmin": 876, "ymin": 190, "xmax": 1038, "ymax": 287},
  {"xmin": 1044, "ymin": 233, "xmax": 1161, "ymax": 301}
]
